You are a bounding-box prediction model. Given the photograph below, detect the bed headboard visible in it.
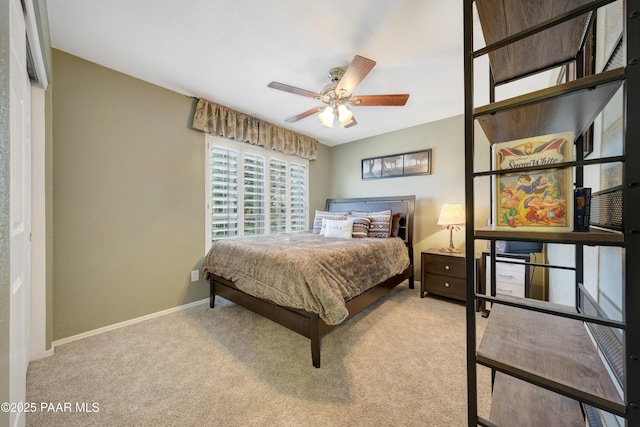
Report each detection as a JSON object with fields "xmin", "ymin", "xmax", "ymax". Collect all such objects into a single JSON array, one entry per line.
[{"xmin": 324, "ymin": 195, "xmax": 416, "ymax": 263}]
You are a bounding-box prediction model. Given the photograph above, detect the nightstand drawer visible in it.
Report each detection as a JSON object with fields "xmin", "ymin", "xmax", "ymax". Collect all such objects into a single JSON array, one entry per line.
[
  {"xmin": 494, "ymin": 281, "xmax": 525, "ymax": 298},
  {"xmin": 424, "ymin": 255, "xmax": 465, "ymax": 278},
  {"xmin": 494, "ymin": 257, "xmax": 526, "ymax": 272},
  {"xmin": 491, "ymin": 268, "xmax": 525, "ymax": 286},
  {"xmin": 423, "ymin": 273, "xmax": 466, "ymax": 300}
]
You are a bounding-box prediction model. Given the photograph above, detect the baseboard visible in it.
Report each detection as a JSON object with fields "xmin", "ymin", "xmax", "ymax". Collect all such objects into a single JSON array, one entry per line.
[
  {"xmin": 52, "ymin": 298, "xmax": 209, "ymax": 349},
  {"xmin": 30, "ymin": 347, "xmax": 55, "ymax": 361},
  {"xmin": 50, "ymin": 280, "xmax": 417, "ymax": 351}
]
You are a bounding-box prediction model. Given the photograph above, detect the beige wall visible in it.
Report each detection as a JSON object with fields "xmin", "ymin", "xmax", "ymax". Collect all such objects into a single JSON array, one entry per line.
[
  {"xmin": 328, "ymin": 116, "xmax": 491, "ymax": 278},
  {"xmin": 308, "ymin": 142, "xmax": 333, "ymax": 213},
  {"xmin": 51, "ymin": 50, "xmax": 334, "ymax": 340},
  {"xmin": 52, "ymin": 50, "xmax": 209, "ymax": 339}
]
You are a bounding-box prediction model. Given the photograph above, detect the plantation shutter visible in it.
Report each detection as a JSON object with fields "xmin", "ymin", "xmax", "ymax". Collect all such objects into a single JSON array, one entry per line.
[
  {"xmin": 210, "ymin": 145, "xmax": 239, "ymax": 242},
  {"xmin": 270, "ymin": 159, "xmax": 287, "ymax": 234},
  {"xmin": 206, "ymin": 135, "xmax": 309, "ymax": 248},
  {"xmin": 243, "ymin": 153, "xmax": 266, "ymax": 236},
  {"xmin": 290, "ymin": 163, "xmax": 307, "ymax": 232}
]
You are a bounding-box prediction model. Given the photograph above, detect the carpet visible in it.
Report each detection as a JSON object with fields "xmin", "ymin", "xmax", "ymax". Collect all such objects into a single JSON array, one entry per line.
[{"xmin": 26, "ymin": 282, "xmax": 491, "ymax": 426}]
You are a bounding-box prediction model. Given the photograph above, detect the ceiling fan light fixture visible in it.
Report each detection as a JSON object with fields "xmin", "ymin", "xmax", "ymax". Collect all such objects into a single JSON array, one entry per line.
[
  {"xmin": 269, "ymin": 55, "xmax": 409, "ymax": 129},
  {"xmin": 318, "ymin": 106, "xmax": 335, "ymax": 128},
  {"xmin": 336, "ymin": 104, "xmax": 354, "ymax": 126}
]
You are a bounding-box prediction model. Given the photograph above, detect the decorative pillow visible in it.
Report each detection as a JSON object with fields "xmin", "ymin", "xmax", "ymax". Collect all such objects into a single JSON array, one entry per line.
[
  {"xmin": 390, "ymin": 212, "xmax": 405, "ymax": 237},
  {"xmin": 348, "ymin": 216, "xmax": 371, "ymax": 238},
  {"xmin": 318, "ymin": 217, "xmax": 330, "ymax": 236},
  {"xmin": 351, "ymin": 209, "xmax": 392, "ymax": 238},
  {"xmin": 312, "ymin": 210, "xmax": 349, "ymax": 234},
  {"xmin": 322, "ymin": 219, "xmax": 354, "ymax": 239}
]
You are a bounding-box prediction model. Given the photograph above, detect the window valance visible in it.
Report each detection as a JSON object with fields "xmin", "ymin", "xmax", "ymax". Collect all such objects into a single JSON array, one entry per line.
[{"xmin": 192, "ymin": 98, "xmax": 317, "ymax": 160}]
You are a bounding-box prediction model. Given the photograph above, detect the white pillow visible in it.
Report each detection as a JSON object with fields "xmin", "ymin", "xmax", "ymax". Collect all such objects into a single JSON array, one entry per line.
[
  {"xmin": 322, "ymin": 219, "xmax": 354, "ymax": 239},
  {"xmin": 312, "ymin": 210, "xmax": 349, "ymax": 233}
]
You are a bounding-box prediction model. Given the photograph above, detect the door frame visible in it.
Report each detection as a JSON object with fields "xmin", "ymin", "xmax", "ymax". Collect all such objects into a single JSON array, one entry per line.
[
  {"xmin": 30, "ymin": 85, "xmax": 49, "ymax": 360},
  {"xmin": 9, "ymin": 1, "xmax": 31, "ymax": 426},
  {"xmin": 23, "ymin": 0, "xmax": 49, "ymax": 360}
]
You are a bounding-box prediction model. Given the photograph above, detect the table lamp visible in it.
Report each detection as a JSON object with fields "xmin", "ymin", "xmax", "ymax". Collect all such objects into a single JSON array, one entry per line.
[{"xmin": 437, "ymin": 203, "xmax": 465, "ymax": 253}]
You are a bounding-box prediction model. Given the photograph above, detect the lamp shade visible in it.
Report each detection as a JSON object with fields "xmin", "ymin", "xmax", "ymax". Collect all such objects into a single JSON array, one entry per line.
[
  {"xmin": 336, "ymin": 104, "xmax": 354, "ymax": 126},
  {"xmin": 437, "ymin": 203, "xmax": 465, "ymax": 226},
  {"xmin": 318, "ymin": 106, "xmax": 335, "ymax": 128}
]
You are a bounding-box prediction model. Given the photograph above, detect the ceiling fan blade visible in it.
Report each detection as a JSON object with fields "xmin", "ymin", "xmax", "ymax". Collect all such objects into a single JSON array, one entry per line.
[
  {"xmin": 343, "ymin": 117, "xmax": 358, "ymax": 128},
  {"xmin": 335, "ymin": 55, "xmax": 376, "ymax": 97},
  {"xmin": 268, "ymin": 82, "xmax": 320, "ymax": 99},
  {"xmin": 350, "ymin": 94, "xmax": 410, "ymax": 107},
  {"xmin": 285, "ymin": 106, "xmax": 323, "ymax": 123}
]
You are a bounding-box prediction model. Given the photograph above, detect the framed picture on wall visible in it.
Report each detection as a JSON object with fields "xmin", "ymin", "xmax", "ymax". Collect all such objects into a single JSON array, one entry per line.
[
  {"xmin": 361, "ymin": 158, "xmax": 382, "ymax": 179},
  {"xmin": 362, "ymin": 149, "xmax": 431, "ymax": 180},
  {"xmin": 403, "ymin": 150, "xmax": 431, "ymax": 175},
  {"xmin": 381, "ymin": 155, "xmax": 403, "ymax": 177}
]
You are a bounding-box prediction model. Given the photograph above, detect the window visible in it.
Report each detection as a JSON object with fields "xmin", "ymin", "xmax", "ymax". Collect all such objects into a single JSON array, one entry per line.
[{"xmin": 206, "ymin": 135, "xmax": 309, "ymax": 249}]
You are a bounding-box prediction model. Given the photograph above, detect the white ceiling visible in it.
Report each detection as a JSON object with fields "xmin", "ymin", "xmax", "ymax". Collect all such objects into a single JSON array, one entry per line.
[{"xmin": 46, "ymin": 0, "xmax": 551, "ymax": 146}]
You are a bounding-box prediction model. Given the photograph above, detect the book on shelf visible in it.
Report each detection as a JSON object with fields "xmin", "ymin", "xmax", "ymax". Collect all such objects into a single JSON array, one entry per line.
[
  {"xmin": 493, "ymin": 132, "xmax": 574, "ymax": 232},
  {"xmin": 574, "ymin": 187, "xmax": 592, "ymax": 231}
]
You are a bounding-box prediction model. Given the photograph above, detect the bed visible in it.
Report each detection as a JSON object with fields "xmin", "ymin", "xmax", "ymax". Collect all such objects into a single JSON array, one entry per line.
[{"xmin": 201, "ymin": 195, "xmax": 415, "ymax": 367}]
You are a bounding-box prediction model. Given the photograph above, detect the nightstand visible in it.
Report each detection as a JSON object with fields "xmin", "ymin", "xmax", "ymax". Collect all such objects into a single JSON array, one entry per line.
[{"xmin": 421, "ymin": 249, "xmax": 480, "ymax": 310}]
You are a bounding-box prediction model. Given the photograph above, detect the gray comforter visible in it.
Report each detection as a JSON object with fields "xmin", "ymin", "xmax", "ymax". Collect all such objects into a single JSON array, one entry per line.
[{"xmin": 201, "ymin": 232, "xmax": 410, "ymax": 325}]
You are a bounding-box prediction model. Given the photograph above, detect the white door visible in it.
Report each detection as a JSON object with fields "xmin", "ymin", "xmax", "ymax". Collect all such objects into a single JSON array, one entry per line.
[{"xmin": 9, "ymin": 0, "xmax": 32, "ymax": 425}]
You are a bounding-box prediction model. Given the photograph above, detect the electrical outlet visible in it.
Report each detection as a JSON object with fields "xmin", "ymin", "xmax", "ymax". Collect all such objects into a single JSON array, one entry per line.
[{"xmin": 191, "ymin": 270, "xmax": 199, "ymax": 282}]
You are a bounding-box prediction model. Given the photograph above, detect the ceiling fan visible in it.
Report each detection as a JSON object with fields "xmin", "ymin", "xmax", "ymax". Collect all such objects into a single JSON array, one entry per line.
[{"xmin": 267, "ymin": 55, "xmax": 410, "ymax": 128}]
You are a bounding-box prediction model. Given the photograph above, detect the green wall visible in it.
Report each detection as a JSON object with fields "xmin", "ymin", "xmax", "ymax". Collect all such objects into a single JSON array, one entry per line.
[
  {"xmin": 309, "ymin": 142, "xmax": 333, "ymax": 212},
  {"xmin": 51, "ymin": 50, "xmax": 332, "ymax": 340},
  {"xmin": 52, "ymin": 50, "xmax": 208, "ymax": 339}
]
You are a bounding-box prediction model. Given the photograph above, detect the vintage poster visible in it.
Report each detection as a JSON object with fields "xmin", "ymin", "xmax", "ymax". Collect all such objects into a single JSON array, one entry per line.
[{"xmin": 494, "ymin": 132, "xmax": 574, "ymax": 231}]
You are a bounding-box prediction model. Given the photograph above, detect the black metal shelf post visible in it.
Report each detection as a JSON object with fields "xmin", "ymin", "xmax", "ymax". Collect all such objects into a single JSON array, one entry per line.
[
  {"xmin": 463, "ymin": 0, "xmax": 477, "ymax": 425},
  {"xmin": 624, "ymin": 0, "xmax": 640, "ymax": 424}
]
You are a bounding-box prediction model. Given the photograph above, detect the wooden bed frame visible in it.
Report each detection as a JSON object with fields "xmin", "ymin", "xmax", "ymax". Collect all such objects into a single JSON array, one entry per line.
[{"xmin": 206, "ymin": 195, "xmax": 415, "ymax": 368}]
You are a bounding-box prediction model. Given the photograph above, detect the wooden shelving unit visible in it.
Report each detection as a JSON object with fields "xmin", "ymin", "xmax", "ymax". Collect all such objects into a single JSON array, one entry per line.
[
  {"xmin": 474, "ymin": 68, "xmax": 624, "ymax": 144},
  {"xmin": 489, "ymin": 373, "xmax": 585, "ymax": 427},
  {"xmin": 474, "ymin": 0, "xmax": 597, "ymax": 84},
  {"xmin": 474, "ymin": 226, "xmax": 624, "ymax": 245},
  {"xmin": 477, "ymin": 304, "xmax": 624, "ymax": 414},
  {"xmin": 463, "ymin": 0, "xmax": 639, "ymax": 425}
]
